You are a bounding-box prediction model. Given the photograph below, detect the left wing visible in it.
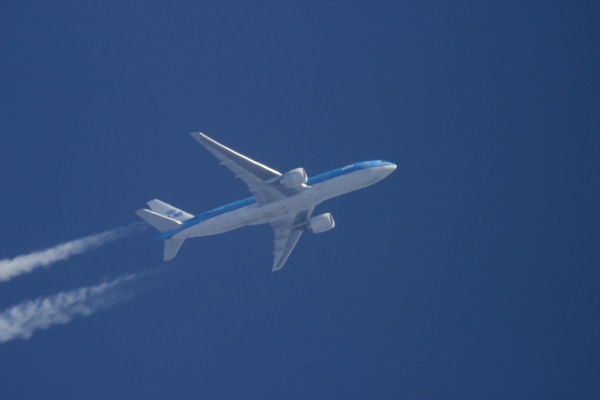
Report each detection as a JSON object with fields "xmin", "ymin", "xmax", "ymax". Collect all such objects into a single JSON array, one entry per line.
[
  {"xmin": 190, "ymin": 132, "xmax": 303, "ymax": 205},
  {"xmin": 271, "ymin": 208, "xmax": 313, "ymax": 271}
]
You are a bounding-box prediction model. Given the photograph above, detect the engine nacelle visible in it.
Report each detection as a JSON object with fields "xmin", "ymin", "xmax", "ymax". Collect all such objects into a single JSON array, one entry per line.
[
  {"xmin": 308, "ymin": 213, "xmax": 335, "ymax": 234},
  {"xmin": 279, "ymin": 167, "xmax": 308, "ymax": 188}
]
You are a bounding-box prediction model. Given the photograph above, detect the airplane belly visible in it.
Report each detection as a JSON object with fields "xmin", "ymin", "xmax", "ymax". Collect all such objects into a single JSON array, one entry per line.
[
  {"xmin": 258, "ymin": 191, "xmax": 316, "ymax": 221},
  {"xmin": 176, "ymin": 205, "xmax": 266, "ymax": 238},
  {"xmin": 173, "ymin": 169, "xmax": 378, "ymax": 240}
]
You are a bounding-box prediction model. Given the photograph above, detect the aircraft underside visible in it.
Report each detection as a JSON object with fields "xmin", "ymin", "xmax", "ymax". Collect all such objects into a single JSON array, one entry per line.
[{"xmin": 136, "ymin": 132, "xmax": 396, "ymax": 271}]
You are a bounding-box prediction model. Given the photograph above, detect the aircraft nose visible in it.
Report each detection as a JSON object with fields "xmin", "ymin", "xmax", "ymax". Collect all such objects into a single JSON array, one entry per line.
[
  {"xmin": 371, "ymin": 162, "xmax": 396, "ymax": 181},
  {"xmin": 380, "ymin": 162, "xmax": 396, "ymax": 176},
  {"xmin": 383, "ymin": 163, "xmax": 397, "ymax": 172}
]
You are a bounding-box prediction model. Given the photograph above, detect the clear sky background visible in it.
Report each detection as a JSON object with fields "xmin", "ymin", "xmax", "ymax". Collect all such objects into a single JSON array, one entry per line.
[{"xmin": 1, "ymin": 1, "xmax": 599, "ymax": 399}]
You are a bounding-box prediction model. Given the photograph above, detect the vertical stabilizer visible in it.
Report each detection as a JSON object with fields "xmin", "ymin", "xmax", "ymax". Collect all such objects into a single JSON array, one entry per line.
[
  {"xmin": 135, "ymin": 209, "xmax": 181, "ymax": 233},
  {"xmin": 164, "ymin": 238, "xmax": 185, "ymax": 261},
  {"xmin": 147, "ymin": 199, "xmax": 194, "ymax": 222}
]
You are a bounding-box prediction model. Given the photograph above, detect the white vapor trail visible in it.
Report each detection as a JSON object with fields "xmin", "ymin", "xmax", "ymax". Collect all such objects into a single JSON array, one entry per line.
[
  {"xmin": 0, "ymin": 272, "xmax": 141, "ymax": 344},
  {"xmin": 0, "ymin": 223, "xmax": 144, "ymax": 282}
]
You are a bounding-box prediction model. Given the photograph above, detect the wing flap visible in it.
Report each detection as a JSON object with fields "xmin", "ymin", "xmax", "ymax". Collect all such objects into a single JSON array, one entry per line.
[
  {"xmin": 272, "ymin": 229, "xmax": 303, "ymax": 271},
  {"xmin": 270, "ymin": 208, "xmax": 313, "ymax": 272}
]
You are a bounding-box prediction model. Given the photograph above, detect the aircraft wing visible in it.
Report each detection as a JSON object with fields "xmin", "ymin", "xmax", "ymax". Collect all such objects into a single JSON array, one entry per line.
[
  {"xmin": 270, "ymin": 208, "xmax": 313, "ymax": 271},
  {"xmin": 190, "ymin": 132, "xmax": 303, "ymax": 205}
]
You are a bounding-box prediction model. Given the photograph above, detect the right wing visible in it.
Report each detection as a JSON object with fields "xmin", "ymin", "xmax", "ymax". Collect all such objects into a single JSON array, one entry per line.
[
  {"xmin": 270, "ymin": 208, "xmax": 313, "ymax": 271},
  {"xmin": 190, "ymin": 132, "xmax": 304, "ymax": 205}
]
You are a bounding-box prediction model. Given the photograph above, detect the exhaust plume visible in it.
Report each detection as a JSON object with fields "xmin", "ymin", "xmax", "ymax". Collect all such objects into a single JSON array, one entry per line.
[
  {"xmin": 0, "ymin": 272, "xmax": 140, "ymax": 344},
  {"xmin": 0, "ymin": 223, "xmax": 144, "ymax": 282}
]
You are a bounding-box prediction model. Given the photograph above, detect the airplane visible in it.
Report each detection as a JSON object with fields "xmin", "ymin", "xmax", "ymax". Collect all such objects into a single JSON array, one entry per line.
[{"xmin": 136, "ymin": 132, "xmax": 396, "ymax": 271}]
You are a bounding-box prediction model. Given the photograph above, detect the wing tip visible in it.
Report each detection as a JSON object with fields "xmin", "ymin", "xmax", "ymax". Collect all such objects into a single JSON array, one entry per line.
[
  {"xmin": 272, "ymin": 263, "xmax": 284, "ymax": 272},
  {"xmin": 190, "ymin": 131, "xmax": 205, "ymax": 142},
  {"xmin": 190, "ymin": 131, "xmax": 210, "ymax": 139}
]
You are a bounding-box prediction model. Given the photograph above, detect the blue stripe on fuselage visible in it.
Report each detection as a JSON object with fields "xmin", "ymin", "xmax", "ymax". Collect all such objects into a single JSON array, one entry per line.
[
  {"xmin": 306, "ymin": 160, "xmax": 393, "ymax": 185},
  {"xmin": 155, "ymin": 196, "xmax": 256, "ymax": 240},
  {"xmin": 156, "ymin": 160, "xmax": 393, "ymax": 239}
]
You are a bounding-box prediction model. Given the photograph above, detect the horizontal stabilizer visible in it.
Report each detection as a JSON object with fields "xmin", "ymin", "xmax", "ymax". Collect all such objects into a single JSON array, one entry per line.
[
  {"xmin": 135, "ymin": 209, "xmax": 181, "ymax": 233},
  {"xmin": 147, "ymin": 199, "xmax": 194, "ymax": 222},
  {"xmin": 164, "ymin": 238, "xmax": 185, "ymax": 261}
]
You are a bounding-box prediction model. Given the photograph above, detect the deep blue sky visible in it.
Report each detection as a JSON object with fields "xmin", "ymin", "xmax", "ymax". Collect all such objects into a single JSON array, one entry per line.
[{"xmin": 1, "ymin": 1, "xmax": 599, "ymax": 399}]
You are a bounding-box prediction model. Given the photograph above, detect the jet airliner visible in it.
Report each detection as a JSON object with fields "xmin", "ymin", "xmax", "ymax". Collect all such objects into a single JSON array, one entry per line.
[{"xmin": 136, "ymin": 133, "xmax": 396, "ymax": 271}]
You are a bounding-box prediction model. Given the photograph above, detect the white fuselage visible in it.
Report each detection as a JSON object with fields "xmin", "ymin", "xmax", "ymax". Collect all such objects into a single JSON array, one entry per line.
[{"xmin": 173, "ymin": 164, "xmax": 395, "ymax": 240}]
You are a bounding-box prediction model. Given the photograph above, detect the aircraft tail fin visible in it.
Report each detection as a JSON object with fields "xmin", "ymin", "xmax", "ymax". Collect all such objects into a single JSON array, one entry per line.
[
  {"xmin": 135, "ymin": 208, "xmax": 182, "ymax": 233},
  {"xmin": 135, "ymin": 209, "xmax": 186, "ymax": 261},
  {"xmin": 147, "ymin": 199, "xmax": 194, "ymax": 222},
  {"xmin": 164, "ymin": 238, "xmax": 185, "ymax": 261}
]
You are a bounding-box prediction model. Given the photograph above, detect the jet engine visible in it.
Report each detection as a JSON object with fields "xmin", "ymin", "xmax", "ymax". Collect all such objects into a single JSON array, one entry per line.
[
  {"xmin": 279, "ymin": 167, "xmax": 308, "ymax": 188},
  {"xmin": 308, "ymin": 213, "xmax": 335, "ymax": 233}
]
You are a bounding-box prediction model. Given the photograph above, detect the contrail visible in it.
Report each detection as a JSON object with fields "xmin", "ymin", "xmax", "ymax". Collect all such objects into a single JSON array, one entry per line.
[
  {"xmin": 0, "ymin": 223, "xmax": 144, "ymax": 282},
  {"xmin": 0, "ymin": 272, "xmax": 142, "ymax": 344}
]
